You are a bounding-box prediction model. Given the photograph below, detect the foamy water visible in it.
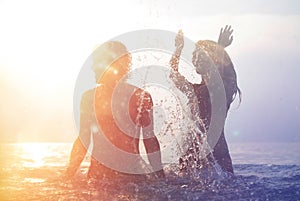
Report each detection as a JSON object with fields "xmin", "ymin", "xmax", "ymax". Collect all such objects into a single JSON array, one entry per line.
[{"xmin": 1, "ymin": 142, "xmax": 300, "ymax": 200}]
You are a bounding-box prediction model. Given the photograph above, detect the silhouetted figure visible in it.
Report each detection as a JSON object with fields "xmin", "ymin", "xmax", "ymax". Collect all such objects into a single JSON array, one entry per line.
[
  {"xmin": 65, "ymin": 41, "xmax": 164, "ymax": 180},
  {"xmin": 170, "ymin": 26, "xmax": 241, "ymax": 174}
]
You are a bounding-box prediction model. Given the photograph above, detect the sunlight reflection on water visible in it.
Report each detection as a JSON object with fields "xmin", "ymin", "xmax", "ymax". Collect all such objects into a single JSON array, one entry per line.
[
  {"xmin": 20, "ymin": 143, "xmax": 49, "ymax": 167},
  {"xmin": 0, "ymin": 143, "xmax": 299, "ymax": 201}
]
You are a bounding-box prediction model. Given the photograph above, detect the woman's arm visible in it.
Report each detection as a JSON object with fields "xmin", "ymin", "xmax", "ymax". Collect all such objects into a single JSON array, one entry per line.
[
  {"xmin": 169, "ymin": 30, "xmax": 193, "ymax": 92},
  {"xmin": 64, "ymin": 92, "xmax": 92, "ymax": 179},
  {"xmin": 216, "ymin": 25, "xmax": 234, "ymax": 74},
  {"xmin": 170, "ymin": 30, "xmax": 184, "ymax": 72},
  {"xmin": 64, "ymin": 137, "xmax": 88, "ymax": 179}
]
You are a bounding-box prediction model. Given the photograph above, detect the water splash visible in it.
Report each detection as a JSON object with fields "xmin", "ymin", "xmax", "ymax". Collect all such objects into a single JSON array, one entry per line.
[
  {"xmin": 127, "ymin": 50, "xmax": 226, "ymax": 182},
  {"xmin": 169, "ymin": 67, "xmax": 226, "ymax": 183}
]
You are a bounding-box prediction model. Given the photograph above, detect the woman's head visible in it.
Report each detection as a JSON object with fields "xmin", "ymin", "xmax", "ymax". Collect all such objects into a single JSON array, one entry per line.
[
  {"xmin": 92, "ymin": 41, "xmax": 131, "ymax": 83},
  {"xmin": 192, "ymin": 46, "xmax": 212, "ymax": 75},
  {"xmin": 193, "ymin": 40, "xmax": 241, "ymax": 105},
  {"xmin": 192, "ymin": 40, "xmax": 232, "ymax": 75}
]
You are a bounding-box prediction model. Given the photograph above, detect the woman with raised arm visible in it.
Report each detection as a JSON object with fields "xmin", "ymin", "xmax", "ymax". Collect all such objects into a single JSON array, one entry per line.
[{"xmin": 170, "ymin": 26, "xmax": 241, "ymax": 174}]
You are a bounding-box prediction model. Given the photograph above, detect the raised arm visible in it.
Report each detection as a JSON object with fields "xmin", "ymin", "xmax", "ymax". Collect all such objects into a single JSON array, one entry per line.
[
  {"xmin": 216, "ymin": 25, "xmax": 234, "ymax": 68},
  {"xmin": 218, "ymin": 25, "xmax": 233, "ymax": 48},
  {"xmin": 169, "ymin": 30, "xmax": 193, "ymax": 93},
  {"xmin": 170, "ymin": 29, "xmax": 184, "ymax": 72}
]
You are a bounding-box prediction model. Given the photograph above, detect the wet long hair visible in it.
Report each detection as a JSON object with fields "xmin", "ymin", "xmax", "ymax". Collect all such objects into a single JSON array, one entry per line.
[{"xmin": 194, "ymin": 40, "xmax": 241, "ymax": 107}]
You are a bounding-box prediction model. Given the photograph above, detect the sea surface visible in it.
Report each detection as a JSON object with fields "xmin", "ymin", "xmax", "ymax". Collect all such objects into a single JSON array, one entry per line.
[{"xmin": 0, "ymin": 142, "xmax": 300, "ymax": 201}]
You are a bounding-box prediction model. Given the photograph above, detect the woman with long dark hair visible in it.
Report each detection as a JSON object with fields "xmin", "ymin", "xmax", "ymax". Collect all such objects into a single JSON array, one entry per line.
[{"xmin": 170, "ymin": 26, "xmax": 241, "ymax": 174}]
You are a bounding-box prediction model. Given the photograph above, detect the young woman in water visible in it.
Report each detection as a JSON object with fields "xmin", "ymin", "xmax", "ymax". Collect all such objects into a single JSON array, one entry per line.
[
  {"xmin": 65, "ymin": 41, "xmax": 165, "ymax": 180},
  {"xmin": 170, "ymin": 26, "xmax": 241, "ymax": 174}
]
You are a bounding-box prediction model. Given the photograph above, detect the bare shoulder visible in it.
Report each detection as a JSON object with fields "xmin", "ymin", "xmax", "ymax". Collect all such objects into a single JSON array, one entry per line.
[
  {"xmin": 80, "ymin": 88, "xmax": 96, "ymax": 112},
  {"xmin": 82, "ymin": 88, "xmax": 96, "ymax": 99}
]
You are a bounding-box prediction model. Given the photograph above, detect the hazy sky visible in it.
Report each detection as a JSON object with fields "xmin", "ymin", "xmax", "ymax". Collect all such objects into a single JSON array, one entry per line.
[{"xmin": 0, "ymin": 0, "xmax": 299, "ymax": 142}]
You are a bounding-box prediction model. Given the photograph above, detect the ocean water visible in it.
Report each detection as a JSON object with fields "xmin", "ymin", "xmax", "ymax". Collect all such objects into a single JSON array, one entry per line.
[{"xmin": 0, "ymin": 143, "xmax": 300, "ymax": 201}]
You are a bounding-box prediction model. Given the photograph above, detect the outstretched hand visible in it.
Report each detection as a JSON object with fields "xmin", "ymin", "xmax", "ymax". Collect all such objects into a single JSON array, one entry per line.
[
  {"xmin": 218, "ymin": 25, "xmax": 233, "ymax": 48},
  {"xmin": 175, "ymin": 29, "xmax": 184, "ymax": 51}
]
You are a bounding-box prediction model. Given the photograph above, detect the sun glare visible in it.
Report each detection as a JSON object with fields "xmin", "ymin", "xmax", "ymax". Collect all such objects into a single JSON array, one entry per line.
[{"xmin": 20, "ymin": 143, "xmax": 49, "ymax": 168}]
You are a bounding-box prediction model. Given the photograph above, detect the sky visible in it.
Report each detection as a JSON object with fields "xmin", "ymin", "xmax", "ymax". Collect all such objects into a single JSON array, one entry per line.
[{"xmin": 0, "ymin": 0, "xmax": 299, "ymax": 143}]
